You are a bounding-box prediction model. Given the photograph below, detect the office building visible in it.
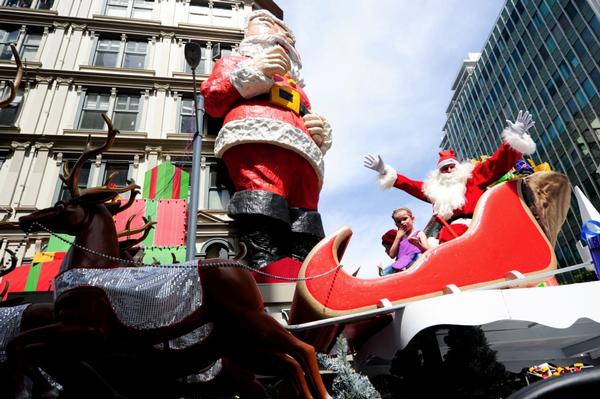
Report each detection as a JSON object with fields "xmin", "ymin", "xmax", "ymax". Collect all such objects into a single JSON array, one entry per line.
[{"xmin": 444, "ymin": 0, "xmax": 600, "ymax": 268}]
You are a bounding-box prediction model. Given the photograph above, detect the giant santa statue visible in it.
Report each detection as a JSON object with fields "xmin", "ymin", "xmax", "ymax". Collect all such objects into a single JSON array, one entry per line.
[
  {"xmin": 364, "ymin": 111, "xmax": 536, "ymax": 243},
  {"xmin": 201, "ymin": 10, "xmax": 332, "ymax": 269}
]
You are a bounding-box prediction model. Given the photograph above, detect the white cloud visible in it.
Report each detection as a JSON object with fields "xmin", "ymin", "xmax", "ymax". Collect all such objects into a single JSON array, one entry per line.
[{"xmin": 275, "ymin": 0, "xmax": 504, "ymax": 273}]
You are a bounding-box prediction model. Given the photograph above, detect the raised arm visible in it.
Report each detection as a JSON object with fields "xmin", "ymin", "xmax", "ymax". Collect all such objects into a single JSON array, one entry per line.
[
  {"xmin": 474, "ymin": 110, "xmax": 537, "ymax": 186},
  {"xmin": 363, "ymin": 154, "xmax": 430, "ymax": 203}
]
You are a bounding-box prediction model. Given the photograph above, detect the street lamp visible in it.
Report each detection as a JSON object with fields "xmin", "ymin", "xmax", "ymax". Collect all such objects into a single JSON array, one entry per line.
[{"xmin": 184, "ymin": 42, "xmax": 205, "ymax": 261}]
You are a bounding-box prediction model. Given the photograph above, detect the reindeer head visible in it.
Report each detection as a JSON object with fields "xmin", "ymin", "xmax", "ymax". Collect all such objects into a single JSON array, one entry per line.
[{"xmin": 19, "ymin": 114, "xmax": 140, "ymax": 236}]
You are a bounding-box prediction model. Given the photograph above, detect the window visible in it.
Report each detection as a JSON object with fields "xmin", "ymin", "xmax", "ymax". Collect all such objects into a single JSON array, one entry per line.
[
  {"xmin": 558, "ymin": 61, "xmax": 571, "ymax": 78},
  {"xmin": 78, "ymin": 91, "xmax": 142, "ymax": 131},
  {"xmin": 122, "ymin": 41, "xmax": 147, "ymax": 68},
  {"xmin": 575, "ymin": 87, "xmax": 587, "ymax": 107},
  {"xmin": 184, "ymin": 43, "xmax": 209, "ymax": 74},
  {"xmin": 78, "ymin": 93, "xmax": 110, "ymax": 129},
  {"xmin": 552, "ymin": 70, "xmax": 563, "ymax": 88},
  {"xmin": 538, "ymin": 44, "xmax": 550, "ymax": 60},
  {"xmin": 189, "ymin": 0, "xmax": 210, "ymax": 25},
  {"xmin": 0, "ymin": 28, "xmax": 19, "ymax": 60},
  {"xmin": 20, "ymin": 31, "xmax": 41, "ymax": 61},
  {"xmin": 179, "ymin": 97, "xmax": 196, "ymax": 133},
  {"xmin": 189, "ymin": 0, "xmax": 233, "ymax": 27},
  {"xmin": 0, "ymin": 86, "xmax": 23, "ymax": 126},
  {"xmin": 565, "ymin": 50, "xmax": 579, "ymax": 69},
  {"xmin": 206, "ymin": 162, "xmax": 230, "ymax": 210},
  {"xmin": 539, "ymin": 1, "xmax": 550, "ymax": 17},
  {"xmin": 102, "ymin": 160, "xmax": 131, "ymax": 189},
  {"xmin": 546, "ymin": 79, "xmax": 556, "ymax": 97},
  {"xmin": 104, "ymin": 0, "xmax": 154, "ymax": 19},
  {"xmin": 211, "ymin": 43, "xmax": 231, "ymax": 62},
  {"xmin": 590, "ymin": 67, "xmax": 600, "ymax": 88},
  {"xmin": 94, "ymin": 39, "xmax": 120, "ymax": 67},
  {"xmin": 545, "ymin": 35, "xmax": 557, "ymax": 52},
  {"xmin": 1, "ymin": 0, "xmax": 52, "ymax": 8},
  {"xmin": 572, "ymin": 39, "xmax": 587, "ymax": 59},
  {"xmin": 204, "ymin": 242, "xmax": 229, "ymax": 259},
  {"xmin": 566, "ymin": 98, "xmax": 579, "ymax": 115},
  {"xmin": 93, "ymin": 38, "xmax": 147, "ymax": 69},
  {"xmin": 581, "ymin": 78, "xmax": 596, "ymax": 99},
  {"xmin": 56, "ymin": 159, "xmax": 92, "ymax": 202},
  {"xmin": 113, "ymin": 94, "xmax": 141, "ymax": 131}
]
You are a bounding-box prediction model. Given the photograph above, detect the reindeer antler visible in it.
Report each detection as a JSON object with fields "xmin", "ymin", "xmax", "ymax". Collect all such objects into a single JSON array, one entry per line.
[
  {"xmin": 0, "ymin": 249, "xmax": 17, "ymax": 278},
  {"xmin": 60, "ymin": 114, "xmax": 119, "ymax": 197},
  {"xmin": 118, "ymin": 216, "xmax": 155, "ymax": 252},
  {"xmin": 0, "ymin": 44, "xmax": 24, "ymax": 108},
  {"xmin": 117, "ymin": 216, "xmax": 155, "ymax": 238},
  {"xmin": 106, "ymin": 185, "xmax": 140, "ymax": 216}
]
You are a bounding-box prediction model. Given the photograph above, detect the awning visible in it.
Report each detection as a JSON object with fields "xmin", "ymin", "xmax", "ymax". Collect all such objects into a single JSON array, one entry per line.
[{"xmin": 357, "ymin": 280, "xmax": 600, "ymax": 372}]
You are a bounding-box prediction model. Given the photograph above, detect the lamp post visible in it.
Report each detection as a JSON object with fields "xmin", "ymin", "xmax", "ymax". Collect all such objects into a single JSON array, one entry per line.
[{"xmin": 184, "ymin": 42, "xmax": 205, "ymax": 261}]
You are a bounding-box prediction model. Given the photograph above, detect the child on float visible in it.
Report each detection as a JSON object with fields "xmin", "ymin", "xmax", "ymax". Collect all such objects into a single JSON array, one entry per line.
[{"xmin": 378, "ymin": 208, "xmax": 430, "ymax": 276}]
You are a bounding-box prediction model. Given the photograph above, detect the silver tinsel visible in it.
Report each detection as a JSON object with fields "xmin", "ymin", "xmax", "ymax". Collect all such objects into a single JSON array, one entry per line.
[
  {"xmin": 54, "ymin": 263, "xmax": 201, "ymax": 330},
  {"xmin": 0, "ymin": 304, "xmax": 29, "ymax": 362}
]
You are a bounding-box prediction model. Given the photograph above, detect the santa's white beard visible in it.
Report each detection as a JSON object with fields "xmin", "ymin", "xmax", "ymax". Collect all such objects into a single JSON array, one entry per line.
[
  {"xmin": 238, "ymin": 34, "xmax": 304, "ymax": 86},
  {"xmin": 422, "ymin": 162, "xmax": 474, "ymax": 220}
]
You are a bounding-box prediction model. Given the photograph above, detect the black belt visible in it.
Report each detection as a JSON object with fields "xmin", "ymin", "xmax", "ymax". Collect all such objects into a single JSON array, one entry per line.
[{"xmin": 254, "ymin": 89, "xmax": 309, "ymax": 117}]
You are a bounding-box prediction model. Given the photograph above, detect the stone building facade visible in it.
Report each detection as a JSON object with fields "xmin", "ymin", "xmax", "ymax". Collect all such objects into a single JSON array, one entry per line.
[{"xmin": 0, "ymin": 0, "xmax": 283, "ymax": 267}]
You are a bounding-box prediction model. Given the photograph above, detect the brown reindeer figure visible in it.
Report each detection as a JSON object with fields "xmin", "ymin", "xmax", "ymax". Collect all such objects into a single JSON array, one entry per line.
[{"xmin": 9, "ymin": 115, "xmax": 330, "ymax": 399}]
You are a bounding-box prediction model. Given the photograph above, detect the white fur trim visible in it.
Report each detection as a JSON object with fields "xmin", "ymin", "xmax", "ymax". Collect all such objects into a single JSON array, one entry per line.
[
  {"xmin": 437, "ymin": 158, "xmax": 459, "ymax": 169},
  {"xmin": 502, "ymin": 128, "xmax": 536, "ymax": 155},
  {"xmin": 378, "ymin": 164, "xmax": 397, "ymax": 190},
  {"xmin": 230, "ymin": 59, "xmax": 273, "ymax": 99},
  {"xmin": 450, "ymin": 218, "xmax": 472, "ymax": 227},
  {"xmin": 214, "ymin": 117, "xmax": 324, "ymax": 185}
]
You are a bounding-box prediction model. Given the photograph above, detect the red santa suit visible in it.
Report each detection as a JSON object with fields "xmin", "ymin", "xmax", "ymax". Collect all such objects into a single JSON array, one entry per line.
[
  {"xmin": 200, "ymin": 38, "xmax": 330, "ymax": 247},
  {"xmin": 377, "ymin": 131, "xmax": 536, "ymax": 243}
]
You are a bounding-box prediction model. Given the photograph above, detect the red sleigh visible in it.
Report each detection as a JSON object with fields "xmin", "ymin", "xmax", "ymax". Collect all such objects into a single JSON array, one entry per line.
[{"xmin": 288, "ymin": 172, "xmax": 571, "ymax": 349}]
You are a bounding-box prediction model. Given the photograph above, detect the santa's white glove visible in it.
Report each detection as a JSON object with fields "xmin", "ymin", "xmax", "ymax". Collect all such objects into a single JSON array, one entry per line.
[
  {"xmin": 506, "ymin": 110, "xmax": 535, "ymax": 136},
  {"xmin": 363, "ymin": 154, "xmax": 387, "ymax": 175},
  {"xmin": 252, "ymin": 46, "xmax": 291, "ymax": 78},
  {"xmin": 502, "ymin": 110, "xmax": 537, "ymax": 155},
  {"xmin": 303, "ymin": 113, "xmax": 332, "ymax": 154}
]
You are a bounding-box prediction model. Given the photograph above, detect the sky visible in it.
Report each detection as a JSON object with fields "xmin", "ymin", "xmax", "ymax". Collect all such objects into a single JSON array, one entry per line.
[{"xmin": 275, "ymin": 0, "xmax": 505, "ymax": 277}]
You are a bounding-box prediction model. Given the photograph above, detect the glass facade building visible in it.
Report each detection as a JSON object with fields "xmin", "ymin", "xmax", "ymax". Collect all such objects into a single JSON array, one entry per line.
[{"xmin": 443, "ymin": 0, "xmax": 600, "ymax": 269}]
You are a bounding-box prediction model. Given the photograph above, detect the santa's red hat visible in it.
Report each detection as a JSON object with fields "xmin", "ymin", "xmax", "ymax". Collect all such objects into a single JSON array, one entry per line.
[
  {"xmin": 437, "ymin": 149, "xmax": 459, "ymax": 169},
  {"xmin": 381, "ymin": 229, "xmax": 397, "ymax": 246}
]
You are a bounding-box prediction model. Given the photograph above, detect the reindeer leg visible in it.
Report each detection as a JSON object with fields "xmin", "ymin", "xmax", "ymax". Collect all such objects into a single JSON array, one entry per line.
[
  {"xmin": 267, "ymin": 353, "xmax": 312, "ymax": 399},
  {"xmin": 7, "ymin": 323, "xmax": 107, "ymax": 399},
  {"xmin": 237, "ymin": 312, "xmax": 330, "ymax": 399}
]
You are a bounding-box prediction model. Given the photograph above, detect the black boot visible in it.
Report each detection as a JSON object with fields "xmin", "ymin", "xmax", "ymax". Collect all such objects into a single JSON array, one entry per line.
[
  {"xmin": 289, "ymin": 209, "xmax": 325, "ymax": 262},
  {"xmin": 228, "ymin": 190, "xmax": 293, "ymax": 270},
  {"xmin": 289, "ymin": 232, "xmax": 323, "ymax": 262},
  {"xmin": 236, "ymin": 215, "xmax": 289, "ymax": 269}
]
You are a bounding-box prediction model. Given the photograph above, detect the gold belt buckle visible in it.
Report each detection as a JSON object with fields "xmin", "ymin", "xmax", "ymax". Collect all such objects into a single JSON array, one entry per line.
[{"xmin": 269, "ymin": 84, "xmax": 300, "ymax": 114}]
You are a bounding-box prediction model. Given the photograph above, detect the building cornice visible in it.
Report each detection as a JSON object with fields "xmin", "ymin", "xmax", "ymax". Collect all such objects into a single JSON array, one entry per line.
[
  {"xmin": 0, "ymin": 64, "xmax": 208, "ymax": 93},
  {"xmin": 0, "ymin": 9, "xmax": 244, "ymax": 44},
  {"xmin": 0, "ymin": 132, "xmax": 217, "ymax": 155}
]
